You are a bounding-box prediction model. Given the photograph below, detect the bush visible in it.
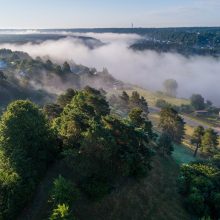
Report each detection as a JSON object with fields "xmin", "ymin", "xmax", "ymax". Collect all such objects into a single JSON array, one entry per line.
[
  {"xmin": 49, "ymin": 204, "xmax": 71, "ymax": 220},
  {"xmin": 155, "ymin": 99, "xmax": 169, "ymax": 108},
  {"xmin": 178, "ymin": 162, "xmax": 220, "ymax": 219},
  {"xmin": 50, "ymin": 175, "xmax": 79, "ymax": 205}
]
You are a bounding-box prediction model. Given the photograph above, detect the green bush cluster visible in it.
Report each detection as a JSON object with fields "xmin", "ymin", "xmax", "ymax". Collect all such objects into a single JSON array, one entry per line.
[{"xmin": 178, "ymin": 159, "xmax": 220, "ymax": 219}]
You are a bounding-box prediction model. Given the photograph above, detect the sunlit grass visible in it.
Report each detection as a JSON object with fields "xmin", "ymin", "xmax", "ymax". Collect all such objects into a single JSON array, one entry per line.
[{"xmin": 126, "ymin": 87, "xmax": 190, "ymax": 107}]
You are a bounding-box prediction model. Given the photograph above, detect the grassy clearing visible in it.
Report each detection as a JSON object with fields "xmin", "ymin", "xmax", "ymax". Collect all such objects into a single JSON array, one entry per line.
[
  {"xmin": 173, "ymin": 144, "xmax": 198, "ymax": 164},
  {"xmin": 149, "ymin": 113, "xmax": 201, "ymax": 164},
  {"xmin": 112, "ymin": 87, "xmax": 190, "ymax": 107}
]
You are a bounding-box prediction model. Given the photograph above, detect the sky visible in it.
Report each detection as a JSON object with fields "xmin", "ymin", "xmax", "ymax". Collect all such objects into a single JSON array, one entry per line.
[{"xmin": 0, "ymin": 0, "xmax": 219, "ymax": 28}]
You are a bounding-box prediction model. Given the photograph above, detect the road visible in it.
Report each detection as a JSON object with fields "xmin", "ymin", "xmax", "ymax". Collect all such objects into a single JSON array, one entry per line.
[{"xmin": 149, "ymin": 106, "xmax": 220, "ymax": 135}]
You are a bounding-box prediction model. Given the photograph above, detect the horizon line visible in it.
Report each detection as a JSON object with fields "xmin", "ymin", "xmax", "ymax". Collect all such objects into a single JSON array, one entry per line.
[{"xmin": 0, "ymin": 26, "xmax": 220, "ymax": 30}]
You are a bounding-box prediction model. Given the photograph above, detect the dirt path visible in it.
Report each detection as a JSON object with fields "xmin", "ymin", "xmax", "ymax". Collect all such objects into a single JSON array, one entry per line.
[{"xmin": 17, "ymin": 161, "xmax": 62, "ymax": 220}]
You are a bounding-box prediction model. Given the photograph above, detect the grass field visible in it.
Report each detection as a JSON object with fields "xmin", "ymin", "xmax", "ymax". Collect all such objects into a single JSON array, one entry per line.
[
  {"xmin": 173, "ymin": 144, "xmax": 198, "ymax": 164},
  {"xmin": 113, "ymin": 87, "xmax": 190, "ymax": 107}
]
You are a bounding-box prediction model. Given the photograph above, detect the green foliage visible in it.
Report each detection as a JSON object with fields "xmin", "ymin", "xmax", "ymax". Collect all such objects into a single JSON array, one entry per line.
[
  {"xmin": 50, "ymin": 175, "xmax": 79, "ymax": 205},
  {"xmin": 62, "ymin": 62, "xmax": 71, "ymax": 73},
  {"xmin": 155, "ymin": 99, "xmax": 170, "ymax": 108},
  {"xmin": 191, "ymin": 126, "xmax": 205, "ymax": 157},
  {"xmin": 128, "ymin": 107, "xmax": 145, "ymax": 128},
  {"xmin": 55, "ymin": 87, "xmax": 110, "ymax": 148},
  {"xmin": 159, "ymin": 107, "xmax": 185, "ymax": 144},
  {"xmin": 128, "ymin": 107, "xmax": 154, "ymax": 139},
  {"xmin": 57, "ymin": 89, "xmax": 77, "ymax": 108},
  {"xmin": 120, "ymin": 91, "xmax": 129, "ymax": 103},
  {"xmin": 163, "ymin": 79, "xmax": 178, "ymax": 97},
  {"xmin": 49, "ymin": 204, "xmax": 71, "ymax": 220},
  {"xmin": 178, "ymin": 162, "xmax": 220, "ymax": 219},
  {"xmin": 54, "ymin": 88, "xmax": 153, "ymax": 198},
  {"xmin": 44, "ymin": 103, "xmax": 63, "ymax": 120},
  {"xmin": 55, "ymin": 65, "xmax": 63, "ymax": 75},
  {"xmin": 0, "ymin": 100, "xmax": 57, "ymax": 219},
  {"xmin": 201, "ymin": 128, "xmax": 219, "ymax": 154},
  {"xmin": 157, "ymin": 132, "xmax": 173, "ymax": 156},
  {"xmin": 190, "ymin": 94, "xmax": 205, "ymax": 110},
  {"xmin": 0, "ymin": 151, "xmax": 20, "ymax": 219},
  {"xmin": 109, "ymin": 90, "xmax": 149, "ymax": 117}
]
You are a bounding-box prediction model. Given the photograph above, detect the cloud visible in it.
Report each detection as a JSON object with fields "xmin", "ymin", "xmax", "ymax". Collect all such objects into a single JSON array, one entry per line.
[{"xmin": 0, "ymin": 32, "xmax": 220, "ymax": 105}]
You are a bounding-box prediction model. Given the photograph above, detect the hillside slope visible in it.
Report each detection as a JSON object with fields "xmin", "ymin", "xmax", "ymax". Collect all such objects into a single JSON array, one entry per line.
[{"xmin": 18, "ymin": 156, "xmax": 192, "ymax": 220}]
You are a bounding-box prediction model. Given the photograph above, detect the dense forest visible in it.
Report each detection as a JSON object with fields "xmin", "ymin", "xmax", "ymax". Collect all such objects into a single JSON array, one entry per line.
[
  {"xmin": 129, "ymin": 28, "xmax": 220, "ymax": 56},
  {"xmin": 0, "ymin": 86, "xmax": 220, "ymax": 219},
  {"xmin": 1, "ymin": 27, "xmax": 220, "ymax": 56}
]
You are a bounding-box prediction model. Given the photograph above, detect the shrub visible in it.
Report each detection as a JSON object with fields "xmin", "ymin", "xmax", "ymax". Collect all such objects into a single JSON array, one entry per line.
[
  {"xmin": 50, "ymin": 175, "xmax": 79, "ymax": 205},
  {"xmin": 49, "ymin": 204, "xmax": 71, "ymax": 220}
]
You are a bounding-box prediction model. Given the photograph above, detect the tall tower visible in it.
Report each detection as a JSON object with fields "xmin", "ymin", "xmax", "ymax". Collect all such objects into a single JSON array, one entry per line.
[{"xmin": 131, "ymin": 23, "xmax": 134, "ymax": 28}]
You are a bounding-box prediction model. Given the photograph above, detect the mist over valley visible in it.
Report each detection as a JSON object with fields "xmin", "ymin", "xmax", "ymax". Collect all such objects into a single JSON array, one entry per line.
[{"xmin": 0, "ymin": 28, "xmax": 220, "ymax": 105}]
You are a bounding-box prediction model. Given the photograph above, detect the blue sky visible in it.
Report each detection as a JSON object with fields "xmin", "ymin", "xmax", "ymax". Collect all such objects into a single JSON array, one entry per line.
[{"xmin": 0, "ymin": 0, "xmax": 219, "ymax": 28}]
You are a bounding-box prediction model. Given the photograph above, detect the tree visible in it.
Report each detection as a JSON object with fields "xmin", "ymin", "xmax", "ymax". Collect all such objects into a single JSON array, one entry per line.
[
  {"xmin": 119, "ymin": 91, "xmax": 130, "ymax": 111},
  {"xmin": 103, "ymin": 115, "xmax": 153, "ymax": 178},
  {"xmin": 0, "ymin": 100, "xmax": 56, "ymax": 218},
  {"xmin": 43, "ymin": 103, "xmax": 63, "ymax": 120},
  {"xmin": 129, "ymin": 91, "xmax": 149, "ymax": 117},
  {"xmin": 55, "ymin": 88, "xmax": 110, "ymax": 148},
  {"xmin": 130, "ymin": 91, "xmax": 140, "ymax": 108},
  {"xmin": 139, "ymin": 96, "xmax": 149, "ymax": 118},
  {"xmin": 0, "ymin": 100, "xmax": 56, "ymax": 176},
  {"xmin": 157, "ymin": 132, "xmax": 173, "ymax": 156},
  {"xmin": 55, "ymin": 87, "xmax": 153, "ymax": 199},
  {"xmin": 201, "ymin": 128, "xmax": 219, "ymax": 154},
  {"xmin": 84, "ymin": 86, "xmax": 110, "ymax": 116},
  {"xmin": 62, "ymin": 61, "xmax": 71, "ymax": 73},
  {"xmin": 128, "ymin": 108, "xmax": 153, "ymax": 137},
  {"xmin": 163, "ymin": 79, "xmax": 178, "ymax": 97},
  {"xmin": 45, "ymin": 59, "xmax": 53, "ymax": 70},
  {"xmin": 0, "ymin": 71, "xmax": 6, "ymax": 80},
  {"xmin": 55, "ymin": 65, "xmax": 62, "ymax": 75},
  {"xmin": 128, "ymin": 108, "xmax": 145, "ymax": 128},
  {"xmin": 57, "ymin": 89, "xmax": 77, "ymax": 108},
  {"xmin": 178, "ymin": 162, "xmax": 220, "ymax": 220},
  {"xmin": 50, "ymin": 175, "xmax": 79, "ymax": 205},
  {"xmin": 156, "ymin": 99, "xmax": 169, "ymax": 108},
  {"xmin": 120, "ymin": 91, "xmax": 129, "ymax": 104},
  {"xmin": 190, "ymin": 94, "xmax": 205, "ymax": 110},
  {"xmin": 159, "ymin": 107, "xmax": 185, "ymax": 144},
  {"xmin": 206, "ymin": 100, "xmax": 213, "ymax": 108},
  {"xmin": 191, "ymin": 126, "xmax": 205, "ymax": 157}
]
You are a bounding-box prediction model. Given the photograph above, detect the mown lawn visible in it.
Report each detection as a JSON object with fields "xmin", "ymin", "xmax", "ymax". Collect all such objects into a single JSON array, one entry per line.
[{"xmin": 173, "ymin": 144, "xmax": 198, "ymax": 164}]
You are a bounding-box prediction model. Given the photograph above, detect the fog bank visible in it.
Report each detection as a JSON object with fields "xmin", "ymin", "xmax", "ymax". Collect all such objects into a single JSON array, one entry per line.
[{"xmin": 0, "ymin": 32, "xmax": 220, "ymax": 105}]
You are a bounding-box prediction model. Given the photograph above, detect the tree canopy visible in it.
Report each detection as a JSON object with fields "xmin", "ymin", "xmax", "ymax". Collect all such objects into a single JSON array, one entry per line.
[
  {"xmin": 190, "ymin": 94, "xmax": 205, "ymax": 110},
  {"xmin": 0, "ymin": 100, "xmax": 56, "ymax": 219},
  {"xmin": 159, "ymin": 107, "xmax": 185, "ymax": 144},
  {"xmin": 163, "ymin": 79, "xmax": 178, "ymax": 97}
]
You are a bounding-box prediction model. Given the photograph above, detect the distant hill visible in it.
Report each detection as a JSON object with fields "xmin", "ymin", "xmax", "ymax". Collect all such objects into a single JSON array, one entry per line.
[
  {"xmin": 0, "ymin": 49, "xmax": 124, "ymax": 108},
  {"xmin": 1, "ymin": 28, "xmax": 220, "ymax": 56}
]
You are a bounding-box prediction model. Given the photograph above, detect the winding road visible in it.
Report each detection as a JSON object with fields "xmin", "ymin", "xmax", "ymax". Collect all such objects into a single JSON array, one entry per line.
[{"xmin": 149, "ymin": 106, "xmax": 220, "ymax": 135}]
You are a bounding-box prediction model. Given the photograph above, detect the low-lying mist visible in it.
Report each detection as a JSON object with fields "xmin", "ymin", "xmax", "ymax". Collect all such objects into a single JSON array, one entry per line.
[{"xmin": 0, "ymin": 32, "xmax": 220, "ymax": 105}]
